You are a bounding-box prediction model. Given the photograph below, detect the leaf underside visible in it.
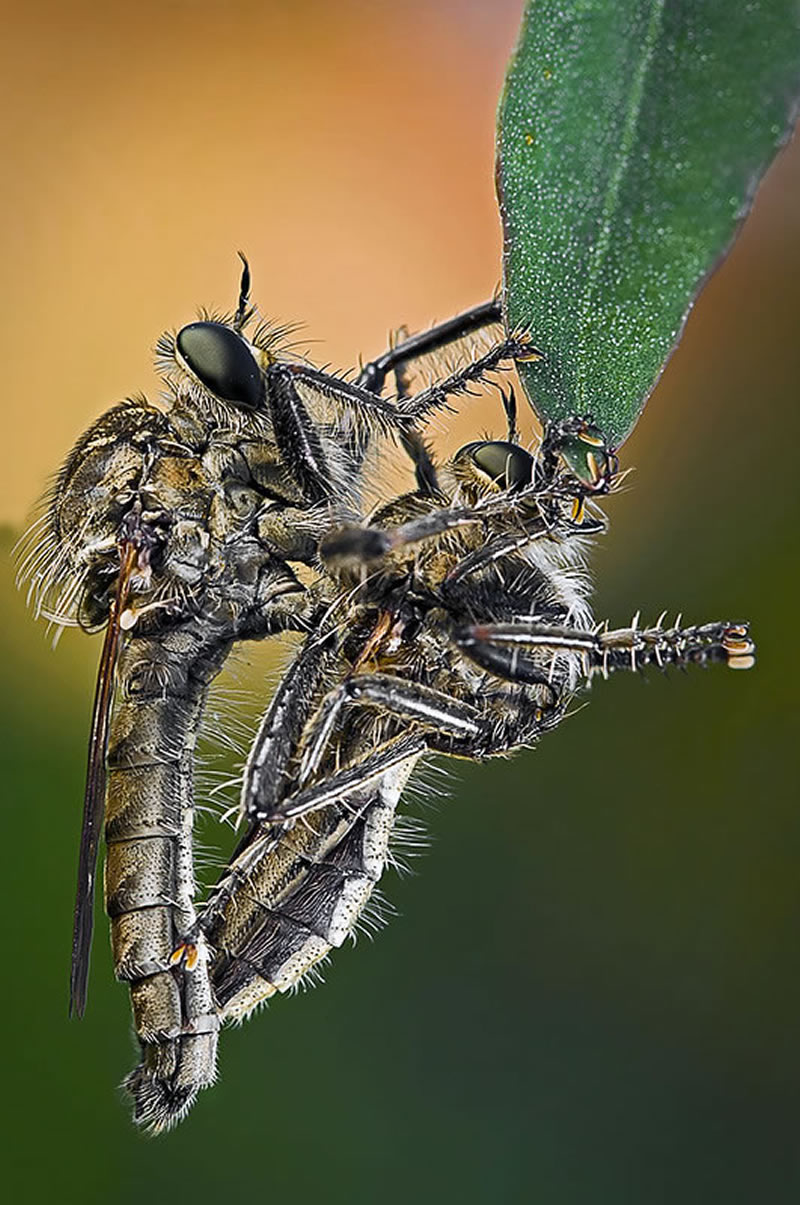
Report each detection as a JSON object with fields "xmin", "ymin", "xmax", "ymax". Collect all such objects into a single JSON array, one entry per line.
[{"xmin": 497, "ymin": 0, "xmax": 800, "ymax": 448}]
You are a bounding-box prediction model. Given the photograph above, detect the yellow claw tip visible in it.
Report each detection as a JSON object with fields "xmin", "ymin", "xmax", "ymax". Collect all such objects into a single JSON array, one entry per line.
[
  {"xmin": 578, "ymin": 430, "xmax": 605, "ymax": 447},
  {"xmin": 168, "ymin": 941, "xmax": 200, "ymax": 970},
  {"xmin": 723, "ymin": 637, "xmax": 755, "ymax": 655},
  {"xmin": 168, "ymin": 944, "xmax": 186, "ymax": 967}
]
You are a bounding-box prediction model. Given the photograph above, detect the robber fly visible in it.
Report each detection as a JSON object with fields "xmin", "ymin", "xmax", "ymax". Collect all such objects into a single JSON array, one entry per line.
[
  {"xmin": 198, "ymin": 391, "xmax": 753, "ymax": 1062},
  {"xmin": 16, "ymin": 259, "xmax": 534, "ymax": 1130}
]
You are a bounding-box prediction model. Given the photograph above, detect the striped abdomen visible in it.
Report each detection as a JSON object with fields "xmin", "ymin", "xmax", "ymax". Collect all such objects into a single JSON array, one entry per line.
[
  {"xmin": 105, "ymin": 623, "xmax": 232, "ymax": 1132},
  {"xmin": 205, "ymin": 757, "xmax": 419, "ymax": 1021}
]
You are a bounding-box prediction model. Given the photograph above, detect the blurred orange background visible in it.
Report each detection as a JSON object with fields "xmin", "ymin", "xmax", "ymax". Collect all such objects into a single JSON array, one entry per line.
[
  {"xmin": 3, "ymin": 0, "xmax": 534, "ymax": 526},
  {"xmin": 2, "ymin": 3, "xmax": 800, "ymax": 1203}
]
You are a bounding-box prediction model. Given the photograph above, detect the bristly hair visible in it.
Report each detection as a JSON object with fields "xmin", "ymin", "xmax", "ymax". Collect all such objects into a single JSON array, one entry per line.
[
  {"xmin": 154, "ymin": 307, "xmax": 304, "ymax": 383},
  {"xmin": 386, "ymin": 814, "xmax": 430, "ymax": 877},
  {"xmin": 351, "ymin": 887, "xmax": 398, "ymax": 942},
  {"xmin": 288, "ymin": 955, "xmax": 331, "ymax": 995},
  {"xmin": 384, "ymin": 311, "xmax": 504, "ymax": 399}
]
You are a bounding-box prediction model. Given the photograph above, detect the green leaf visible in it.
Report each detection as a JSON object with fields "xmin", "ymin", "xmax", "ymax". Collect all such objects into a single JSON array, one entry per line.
[{"xmin": 497, "ymin": 0, "xmax": 800, "ymax": 456}]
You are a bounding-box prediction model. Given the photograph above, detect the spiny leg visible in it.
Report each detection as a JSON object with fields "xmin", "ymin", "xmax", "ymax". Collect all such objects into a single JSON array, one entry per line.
[
  {"xmin": 456, "ymin": 618, "xmax": 756, "ymax": 681},
  {"xmin": 243, "ymin": 633, "xmax": 340, "ymax": 821},
  {"xmin": 292, "ymin": 620, "xmax": 753, "ymax": 785},
  {"xmin": 452, "ymin": 624, "xmax": 559, "ymax": 698},
  {"xmin": 187, "ymin": 636, "xmax": 341, "ymax": 948},
  {"xmin": 442, "ymin": 523, "xmax": 596, "ymax": 588},
  {"xmin": 394, "ymin": 335, "xmax": 541, "ymax": 424},
  {"xmin": 393, "ymin": 347, "xmax": 442, "ymax": 496},
  {"xmin": 264, "ymin": 733, "xmax": 428, "ymax": 823},
  {"xmin": 294, "ymin": 672, "xmax": 483, "ymax": 799},
  {"xmin": 264, "ymin": 683, "xmax": 563, "ymax": 827},
  {"xmin": 355, "ymin": 298, "xmax": 503, "ymax": 394},
  {"xmin": 263, "ymin": 665, "xmax": 571, "ymax": 826},
  {"xmin": 388, "ymin": 325, "xmax": 441, "ymax": 495},
  {"xmin": 400, "ymin": 428, "xmax": 441, "ymax": 496},
  {"xmin": 319, "ymin": 484, "xmax": 560, "ymax": 567},
  {"xmin": 267, "ymin": 334, "xmax": 532, "ymax": 501},
  {"xmin": 285, "ymin": 332, "xmax": 535, "ymax": 441},
  {"xmin": 263, "ymin": 364, "xmax": 336, "ymax": 502},
  {"xmin": 263, "ymin": 308, "xmax": 505, "ymax": 501}
]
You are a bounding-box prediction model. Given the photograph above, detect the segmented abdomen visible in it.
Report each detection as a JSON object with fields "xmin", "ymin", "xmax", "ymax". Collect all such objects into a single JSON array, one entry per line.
[
  {"xmin": 105, "ymin": 624, "xmax": 233, "ymax": 1132},
  {"xmin": 205, "ymin": 758, "xmax": 420, "ymax": 1021}
]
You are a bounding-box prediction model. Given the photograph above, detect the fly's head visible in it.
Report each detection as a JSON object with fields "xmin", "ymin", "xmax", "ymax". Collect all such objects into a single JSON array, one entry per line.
[
  {"xmin": 17, "ymin": 262, "xmax": 331, "ymax": 640},
  {"xmin": 154, "ymin": 253, "xmax": 279, "ymax": 434},
  {"xmin": 449, "ymin": 439, "xmax": 535, "ymax": 502},
  {"xmin": 155, "ymin": 311, "xmax": 283, "ymax": 438},
  {"xmin": 450, "ymin": 434, "xmax": 610, "ymax": 529},
  {"xmin": 538, "ymin": 416, "xmax": 618, "ymax": 498},
  {"xmin": 156, "ymin": 258, "xmax": 364, "ymax": 519}
]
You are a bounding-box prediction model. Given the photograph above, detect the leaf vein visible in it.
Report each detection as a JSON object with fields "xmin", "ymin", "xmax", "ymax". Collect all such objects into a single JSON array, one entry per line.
[{"xmin": 578, "ymin": 0, "xmax": 667, "ymax": 405}]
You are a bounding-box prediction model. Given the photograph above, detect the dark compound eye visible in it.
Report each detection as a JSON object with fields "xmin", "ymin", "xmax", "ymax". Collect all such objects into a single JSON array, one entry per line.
[
  {"xmin": 459, "ymin": 441, "xmax": 534, "ymax": 491},
  {"xmin": 176, "ymin": 322, "xmax": 264, "ymax": 409}
]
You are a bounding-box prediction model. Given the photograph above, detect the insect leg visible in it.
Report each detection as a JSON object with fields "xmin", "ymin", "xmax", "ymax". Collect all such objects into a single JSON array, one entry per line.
[
  {"xmin": 206, "ymin": 673, "xmax": 557, "ymax": 1022},
  {"xmin": 320, "ymin": 494, "xmax": 551, "ymax": 566},
  {"xmin": 262, "ymin": 363, "xmax": 337, "ymax": 502},
  {"xmin": 356, "ymin": 303, "xmax": 504, "ymax": 486},
  {"xmin": 394, "ymin": 334, "xmax": 541, "ymax": 423},
  {"xmin": 261, "ymin": 310, "xmax": 474, "ymax": 503},
  {"xmin": 257, "ymin": 733, "xmax": 427, "ymax": 822},
  {"xmin": 387, "ymin": 329, "xmax": 442, "ymax": 493},
  {"xmin": 268, "ymin": 674, "xmax": 567, "ymax": 825},
  {"xmin": 453, "ymin": 624, "xmax": 559, "ymax": 696},
  {"xmin": 365, "ymin": 302, "xmax": 513, "ymax": 489},
  {"xmin": 286, "ymin": 331, "xmax": 538, "ymax": 449},
  {"xmin": 356, "ymin": 298, "xmax": 502, "ymax": 393},
  {"xmin": 294, "ymin": 672, "xmax": 480, "ymax": 791},
  {"xmin": 400, "ymin": 428, "xmax": 441, "ymax": 495},
  {"xmin": 264, "ymin": 356, "xmax": 449, "ymax": 506},
  {"xmin": 242, "ymin": 632, "xmax": 340, "ymax": 821},
  {"xmin": 455, "ymin": 619, "xmax": 756, "ymax": 680},
  {"xmin": 593, "ymin": 619, "xmax": 756, "ymax": 674},
  {"xmin": 444, "ymin": 528, "xmax": 571, "ymax": 587}
]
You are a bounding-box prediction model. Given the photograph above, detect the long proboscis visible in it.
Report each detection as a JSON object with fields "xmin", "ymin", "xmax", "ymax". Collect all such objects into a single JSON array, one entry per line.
[{"xmin": 69, "ymin": 541, "xmax": 137, "ymax": 1018}]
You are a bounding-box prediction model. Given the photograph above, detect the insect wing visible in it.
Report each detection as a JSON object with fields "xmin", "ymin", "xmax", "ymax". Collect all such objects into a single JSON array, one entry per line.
[{"xmin": 69, "ymin": 543, "xmax": 136, "ymax": 1017}]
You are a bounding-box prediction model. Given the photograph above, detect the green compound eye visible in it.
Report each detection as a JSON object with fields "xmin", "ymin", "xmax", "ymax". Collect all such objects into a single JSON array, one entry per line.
[
  {"xmin": 176, "ymin": 322, "xmax": 264, "ymax": 409},
  {"xmin": 460, "ymin": 440, "xmax": 534, "ymax": 491},
  {"xmin": 546, "ymin": 419, "xmax": 617, "ymax": 491}
]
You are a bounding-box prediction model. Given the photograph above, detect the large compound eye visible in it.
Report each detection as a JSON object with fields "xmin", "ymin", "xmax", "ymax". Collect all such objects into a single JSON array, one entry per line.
[
  {"xmin": 459, "ymin": 440, "xmax": 534, "ymax": 491},
  {"xmin": 176, "ymin": 322, "xmax": 264, "ymax": 409}
]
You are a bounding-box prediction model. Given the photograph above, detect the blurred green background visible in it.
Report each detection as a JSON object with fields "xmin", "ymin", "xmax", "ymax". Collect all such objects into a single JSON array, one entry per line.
[{"xmin": 2, "ymin": 2, "xmax": 799, "ymax": 1202}]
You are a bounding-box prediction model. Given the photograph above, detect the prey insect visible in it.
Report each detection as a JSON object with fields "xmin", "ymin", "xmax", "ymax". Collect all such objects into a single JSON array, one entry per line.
[
  {"xmin": 199, "ymin": 389, "xmax": 754, "ymax": 1042},
  {"xmin": 17, "ymin": 259, "xmax": 532, "ymax": 1129}
]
